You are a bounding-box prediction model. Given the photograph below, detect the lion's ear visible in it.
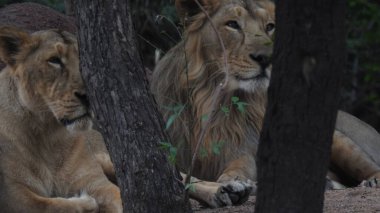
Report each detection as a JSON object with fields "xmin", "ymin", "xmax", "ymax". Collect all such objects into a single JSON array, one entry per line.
[
  {"xmin": 175, "ymin": 0, "xmax": 220, "ymax": 22},
  {"xmin": 0, "ymin": 27, "xmax": 30, "ymax": 66}
]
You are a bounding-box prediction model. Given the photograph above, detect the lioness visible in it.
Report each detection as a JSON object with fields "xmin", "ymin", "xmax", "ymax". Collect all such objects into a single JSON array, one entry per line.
[
  {"xmin": 0, "ymin": 27, "xmax": 121, "ymax": 212},
  {"xmin": 151, "ymin": 0, "xmax": 380, "ymax": 208}
]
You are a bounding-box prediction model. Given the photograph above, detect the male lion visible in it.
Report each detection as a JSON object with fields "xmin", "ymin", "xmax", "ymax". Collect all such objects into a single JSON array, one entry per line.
[
  {"xmin": 151, "ymin": 0, "xmax": 380, "ymax": 208},
  {"xmin": 0, "ymin": 27, "xmax": 121, "ymax": 212}
]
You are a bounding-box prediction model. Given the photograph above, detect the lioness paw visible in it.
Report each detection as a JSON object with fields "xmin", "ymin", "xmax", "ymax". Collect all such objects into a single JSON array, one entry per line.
[
  {"xmin": 360, "ymin": 177, "xmax": 380, "ymax": 188},
  {"xmin": 325, "ymin": 177, "xmax": 346, "ymax": 190},
  {"xmin": 212, "ymin": 180, "xmax": 253, "ymax": 207},
  {"xmin": 68, "ymin": 192, "xmax": 99, "ymax": 212}
]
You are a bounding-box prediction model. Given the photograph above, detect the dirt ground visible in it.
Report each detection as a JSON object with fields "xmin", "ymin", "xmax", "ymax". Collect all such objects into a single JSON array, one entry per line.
[{"xmin": 192, "ymin": 187, "xmax": 380, "ymax": 212}]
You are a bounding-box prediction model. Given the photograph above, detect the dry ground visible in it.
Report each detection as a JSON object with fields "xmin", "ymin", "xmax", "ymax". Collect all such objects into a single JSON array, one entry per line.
[{"xmin": 192, "ymin": 187, "xmax": 380, "ymax": 212}]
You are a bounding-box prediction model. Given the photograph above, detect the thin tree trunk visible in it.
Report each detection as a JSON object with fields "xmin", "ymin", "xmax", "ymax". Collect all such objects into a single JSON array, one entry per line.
[
  {"xmin": 75, "ymin": 1, "xmax": 191, "ymax": 212},
  {"xmin": 64, "ymin": 0, "xmax": 75, "ymax": 16},
  {"xmin": 255, "ymin": 0, "xmax": 346, "ymax": 212}
]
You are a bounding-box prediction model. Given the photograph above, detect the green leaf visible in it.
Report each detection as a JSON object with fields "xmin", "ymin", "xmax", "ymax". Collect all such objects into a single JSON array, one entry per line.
[
  {"xmin": 185, "ymin": 183, "xmax": 196, "ymax": 192},
  {"xmin": 159, "ymin": 142, "xmax": 172, "ymax": 150},
  {"xmin": 168, "ymin": 146, "xmax": 177, "ymax": 164},
  {"xmin": 199, "ymin": 147, "xmax": 208, "ymax": 158},
  {"xmin": 165, "ymin": 114, "xmax": 177, "ymax": 130},
  {"xmin": 212, "ymin": 141, "xmax": 225, "ymax": 155},
  {"xmin": 236, "ymin": 102, "xmax": 249, "ymax": 113},
  {"xmin": 231, "ymin": 96, "xmax": 240, "ymax": 103},
  {"xmin": 221, "ymin": 106, "xmax": 230, "ymax": 116},
  {"xmin": 164, "ymin": 104, "xmax": 186, "ymax": 130},
  {"xmin": 159, "ymin": 142, "xmax": 177, "ymax": 165},
  {"xmin": 201, "ymin": 114, "xmax": 209, "ymax": 122},
  {"xmin": 162, "ymin": 104, "xmax": 185, "ymax": 112},
  {"xmin": 173, "ymin": 104, "xmax": 185, "ymax": 112}
]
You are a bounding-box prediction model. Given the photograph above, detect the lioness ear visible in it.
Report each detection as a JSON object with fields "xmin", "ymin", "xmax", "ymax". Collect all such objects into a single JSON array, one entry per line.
[
  {"xmin": 0, "ymin": 27, "xmax": 30, "ymax": 66},
  {"xmin": 175, "ymin": 0, "xmax": 220, "ymax": 23}
]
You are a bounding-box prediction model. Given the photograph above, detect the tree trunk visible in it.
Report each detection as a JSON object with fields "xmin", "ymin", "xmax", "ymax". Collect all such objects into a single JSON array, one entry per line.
[
  {"xmin": 255, "ymin": 1, "xmax": 346, "ymax": 213},
  {"xmin": 75, "ymin": 1, "xmax": 191, "ymax": 212},
  {"xmin": 64, "ymin": 0, "xmax": 75, "ymax": 16}
]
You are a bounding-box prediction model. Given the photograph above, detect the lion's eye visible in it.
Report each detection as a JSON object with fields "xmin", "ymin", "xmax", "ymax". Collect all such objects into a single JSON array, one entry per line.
[
  {"xmin": 266, "ymin": 23, "xmax": 275, "ymax": 32},
  {"xmin": 225, "ymin": 20, "xmax": 241, "ymax": 30},
  {"xmin": 48, "ymin": 56, "xmax": 63, "ymax": 69}
]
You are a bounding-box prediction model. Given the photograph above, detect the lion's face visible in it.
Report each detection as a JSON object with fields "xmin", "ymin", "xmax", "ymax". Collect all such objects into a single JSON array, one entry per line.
[
  {"xmin": 183, "ymin": 0, "xmax": 275, "ymax": 93},
  {"xmin": 0, "ymin": 28, "xmax": 91, "ymax": 131}
]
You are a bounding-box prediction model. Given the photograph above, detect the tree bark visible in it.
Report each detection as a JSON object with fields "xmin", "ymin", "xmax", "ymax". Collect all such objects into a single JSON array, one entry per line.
[
  {"xmin": 64, "ymin": 0, "xmax": 75, "ymax": 16},
  {"xmin": 75, "ymin": 1, "xmax": 191, "ymax": 212},
  {"xmin": 255, "ymin": 1, "xmax": 346, "ymax": 213}
]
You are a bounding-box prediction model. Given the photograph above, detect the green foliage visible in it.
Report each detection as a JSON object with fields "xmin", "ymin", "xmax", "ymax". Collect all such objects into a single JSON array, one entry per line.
[
  {"xmin": 197, "ymin": 141, "xmax": 225, "ymax": 159},
  {"xmin": 345, "ymin": 0, "xmax": 380, "ymax": 127},
  {"xmin": 231, "ymin": 96, "xmax": 248, "ymax": 113},
  {"xmin": 201, "ymin": 114, "xmax": 209, "ymax": 122},
  {"xmin": 185, "ymin": 183, "xmax": 196, "ymax": 192},
  {"xmin": 347, "ymin": 0, "xmax": 380, "ymax": 54},
  {"xmin": 211, "ymin": 141, "xmax": 225, "ymax": 155},
  {"xmin": 159, "ymin": 142, "xmax": 177, "ymax": 165},
  {"xmin": 221, "ymin": 96, "xmax": 248, "ymax": 116},
  {"xmin": 199, "ymin": 146, "xmax": 208, "ymax": 159},
  {"xmin": 221, "ymin": 106, "xmax": 230, "ymax": 116},
  {"xmin": 164, "ymin": 104, "xmax": 185, "ymax": 130}
]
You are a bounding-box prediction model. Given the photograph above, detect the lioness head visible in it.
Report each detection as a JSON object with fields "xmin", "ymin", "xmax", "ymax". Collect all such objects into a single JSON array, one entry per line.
[
  {"xmin": 0, "ymin": 27, "xmax": 91, "ymax": 131},
  {"xmin": 177, "ymin": 0, "xmax": 275, "ymax": 93}
]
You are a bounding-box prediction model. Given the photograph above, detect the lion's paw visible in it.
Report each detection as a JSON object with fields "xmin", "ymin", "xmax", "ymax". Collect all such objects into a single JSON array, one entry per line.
[
  {"xmin": 359, "ymin": 177, "xmax": 380, "ymax": 188},
  {"xmin": 68, "ymin": 191, "xmax": 99, "ymax": 212},
  {"xmin": 325, "ymin": 177, "xmax": 346, "ymax": 190},
  {"xmin": 211, "ymin": 180, "xmax": 253, "ymax": 208}
]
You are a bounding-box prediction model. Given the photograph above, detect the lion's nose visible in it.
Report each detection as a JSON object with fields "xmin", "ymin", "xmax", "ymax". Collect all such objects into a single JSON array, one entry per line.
[
  {"xmin": 75, "ymin": 92, "xmax": 90, "ymax": 108},
  {"xmin": 250, "ymin": 54, "xmax": 271, "ymax": 69}
]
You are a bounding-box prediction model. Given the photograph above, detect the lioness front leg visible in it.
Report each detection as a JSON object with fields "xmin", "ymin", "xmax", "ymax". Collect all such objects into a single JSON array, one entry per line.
[
  {"xmin": 94, "ymin": 152, "xmax": 117, "ymax": 183},
  {"xmin": 6, "ymin": 187, "xmax": 98, "ymax": 213},
  {"xmin": 332, "ymin": 130, "xmax": 380, "ymax": 186},
  {"xmin": 86, "ymin": 182, "xmax": 122, "ymax": 213}
]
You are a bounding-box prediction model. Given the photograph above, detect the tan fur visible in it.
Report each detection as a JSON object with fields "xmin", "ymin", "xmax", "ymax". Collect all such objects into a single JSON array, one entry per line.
[
  {"xmin": 0, "ymin": 27, "xmax": 121, "ymax": 212},
  {"xmin": 151, "ymin": 0, "xmax": 274, "ymax": 207},
  {"xmin": 152, "ymin": 0, "xmax": 380, "ymax": 207},
  {"xmin": 330, "ymin": 111, "xmax": 380, "ymax": 187}
]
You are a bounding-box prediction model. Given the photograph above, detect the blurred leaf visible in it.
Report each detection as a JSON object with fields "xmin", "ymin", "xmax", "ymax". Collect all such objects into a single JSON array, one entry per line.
[
  {"xmin": 199, "ymin": 147, "xmax": 208, "ymax": 159},
  {"xmin": 221, "ymin": 106, "xmax": 230, "ymax": 116},
  {"xmin": 185, "ymin": 183, "xmax": 196, "ymax": 192},
  {"xmin": 165, "ymin": 114, "xmax": 177, "ymax": 130},
  {"xmin": 201, "ymin": 114, "xmax": 209, "ymax": 122},
  {"xmin": 159, "ymin": 141, "xmax": 172, "ymax": 150},
  {"xmin": 231, "ymin": 96, "xmax": 240, "ymax": 103},
  {"xmin": 212, "ymin": 141, "xmax": 225, "ymax": 155}
]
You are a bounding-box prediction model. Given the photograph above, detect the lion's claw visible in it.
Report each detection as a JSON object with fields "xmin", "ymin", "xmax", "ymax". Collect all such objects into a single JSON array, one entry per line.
[
  {"xmin": 360, "ymin": 177, "xmax": 379, "ymax": 188},
  {"xmin": 212, "ymin": 180, "xmax": 253, "ymax": 207}
]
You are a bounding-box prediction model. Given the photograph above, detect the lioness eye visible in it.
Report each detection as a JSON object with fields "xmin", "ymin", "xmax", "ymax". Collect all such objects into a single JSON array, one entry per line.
[
  {"xmin": 47, "ymin": 56, "xmax": 63, "ymax": 68},
  {"xmin": 225, "ymin": 20, "xmax": 241, "ymax": 30},
  {"xmin": 48, "ymin": 57, "xmax": 61, "ymax": 64},
  {"xmin": 266, "ymin": 23, "xmax": 275, "ymax": 32}
]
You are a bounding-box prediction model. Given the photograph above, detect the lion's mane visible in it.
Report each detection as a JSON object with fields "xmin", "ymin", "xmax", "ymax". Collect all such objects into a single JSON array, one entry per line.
[{"xmin": 151, "ymin": 6, "xmax": 268, "ymax": 180}]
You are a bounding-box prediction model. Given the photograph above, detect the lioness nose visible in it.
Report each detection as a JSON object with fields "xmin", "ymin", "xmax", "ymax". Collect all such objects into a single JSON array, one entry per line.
[
  {"xmin": 75, "ymin": 92, "xmax": 90, "ymax": 108},
  {"xmin": 250, "ymin": 54, "xmax": 271, "ymax": 68}
]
